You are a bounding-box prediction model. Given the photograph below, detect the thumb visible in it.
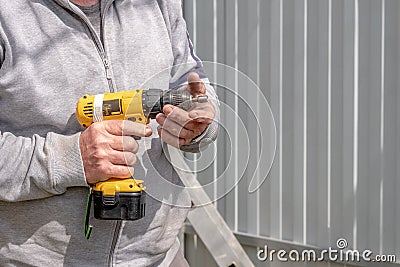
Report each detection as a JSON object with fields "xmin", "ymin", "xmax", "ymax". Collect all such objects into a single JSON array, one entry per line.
[{"xmin": 186, "ymin": 72, "xmax": 206, "ymax": 96}]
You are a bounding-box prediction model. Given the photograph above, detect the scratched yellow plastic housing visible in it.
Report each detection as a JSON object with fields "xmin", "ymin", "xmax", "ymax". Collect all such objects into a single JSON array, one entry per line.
[
  {"xmin": 93, "ymin": 178, "xmax": 146, "ymax": 196},
  {"xmin": 76, "ymin": 89, "xmax": 150, "ymax": 128}
]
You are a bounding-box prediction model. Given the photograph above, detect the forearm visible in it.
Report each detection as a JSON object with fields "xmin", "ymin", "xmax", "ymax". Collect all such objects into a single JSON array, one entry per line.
[{"xmin": 0, "ymin": 131, "xmax": 87, "ymax": 202}]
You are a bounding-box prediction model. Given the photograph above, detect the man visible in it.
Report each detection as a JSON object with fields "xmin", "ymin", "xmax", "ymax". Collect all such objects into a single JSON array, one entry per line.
[{"xmin": 0, "ymin": 0, "xmax": 218, "ymax": 266}]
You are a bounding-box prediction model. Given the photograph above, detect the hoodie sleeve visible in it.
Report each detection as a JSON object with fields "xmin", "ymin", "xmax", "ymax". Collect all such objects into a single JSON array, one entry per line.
[
  {"xmin": 0, "ymin": 21, "xmax": 88, "ymax": 203},
  {"xmin": 163, "ymin": 0, "xmax": 220, "ymax": 153},
  {"xmin": 0, "ymin": 131, "xmax": 88, "ymax": 202}
]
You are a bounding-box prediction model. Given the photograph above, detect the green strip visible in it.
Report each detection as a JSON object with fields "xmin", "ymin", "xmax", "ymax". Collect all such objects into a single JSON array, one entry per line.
[{"xmin": 84, "ymin": 187, "xmax": 93, "ymax": 239}]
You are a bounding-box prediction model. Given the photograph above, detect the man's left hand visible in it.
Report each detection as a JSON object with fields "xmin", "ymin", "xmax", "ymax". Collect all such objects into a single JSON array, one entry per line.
[{"xmin": 156, "ymin": 72, "xmax": 215, "ymax": 148}]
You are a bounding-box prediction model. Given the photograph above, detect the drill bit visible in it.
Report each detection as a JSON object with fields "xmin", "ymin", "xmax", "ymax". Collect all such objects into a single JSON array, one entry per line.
[{"xmin": 191, "ymin": 95, "xmax": 208, "ymax": 103}]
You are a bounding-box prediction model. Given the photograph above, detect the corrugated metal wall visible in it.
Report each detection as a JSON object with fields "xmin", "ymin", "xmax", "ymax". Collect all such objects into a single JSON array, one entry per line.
[{"xmin": 182, "ymin": 0, "xmax": 400, "ymax": 266}]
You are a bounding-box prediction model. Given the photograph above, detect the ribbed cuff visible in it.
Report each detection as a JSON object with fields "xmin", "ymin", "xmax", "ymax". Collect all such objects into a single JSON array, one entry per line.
[
  {"xmin": 47, "ymin": 132, "xmax": 88, "ymax": 192},
  {"xmin": 180, "ymin": 119, "xmax": 219, "ymax": 153}
]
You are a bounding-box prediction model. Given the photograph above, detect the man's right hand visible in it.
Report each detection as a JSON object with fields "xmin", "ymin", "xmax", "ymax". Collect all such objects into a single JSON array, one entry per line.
[{"xmin": 79, "ymin": 120, "xmax": 152, "ymax": 184}]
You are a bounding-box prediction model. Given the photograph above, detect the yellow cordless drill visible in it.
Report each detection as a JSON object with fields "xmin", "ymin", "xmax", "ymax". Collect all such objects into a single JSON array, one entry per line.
[{"xmin": 76, "ymin": 88, "xmax": 207, "ymax": 238}]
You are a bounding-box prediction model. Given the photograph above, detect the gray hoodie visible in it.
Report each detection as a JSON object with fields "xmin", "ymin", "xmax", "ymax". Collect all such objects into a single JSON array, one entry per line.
[{"xmin": 0, "ymin": 0, "xmax": 218, "ymax": 266}]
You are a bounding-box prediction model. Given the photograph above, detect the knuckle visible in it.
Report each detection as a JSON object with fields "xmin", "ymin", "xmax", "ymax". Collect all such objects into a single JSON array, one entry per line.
[
  {"xmin": 126, "ymin": 153, "xmax": 136, "ymax": 166},
  {"xmin": 101, "ymin": 164, "xmax": 114, "ymax": 176},
  {"xmin": 132, "ymin": 141, "xmax": 139, "ymax": 153},
  {"xmin": 162, "ymin": 117, "xmax": 170, "ymax": 126},
  {"xmin": 115, "ymin": 121, "xmax": 124, "ymax": 133},
  {"xmin": 131, "ymin": 122, "xmax": 147, "ymax": 136},
  {"xmin": 131, "ymin": 154, "xmax": 137, "ymax": 165},
  {"xmin": 93, "ymin": 149, "xmax": 107, "ymax": 161},
  {"xmin": 93, "ymin": 137, "xmax": 107, "ymax": 148},
  {"xmin": 88, "ymin": 122, "xmax": 100, "ymax": 132},
  {"xmin": 106, "ymin": 120, "xmax": 123, "ymax": 134},
  {"xmin": 168, "ymin": 110, "xmax": 180, "ymax": 120},
  {"xmin": 193, "ymin": 128, "xmax": 202, "ymax": 137},
  {"xmin": 179, "ymin": 129, "xmax": 191, "ymax": 139},
  {"xmin": 170, "ymin": 126, "xmax": 178, "ymax": 135},
  {"xmin": 121, "ymin": 136, "xmax": 131, "ymax": 150},
  {"xmin": 178, "ymin": 139, "xmax": 186, "ymax": 147},
  {"xmin": 90, "ymin": 122, "xmax": 106, "ymax": 135},
  {"xmin": 117, "ymin": 136, "xmax": 124, "ymax": 146}
]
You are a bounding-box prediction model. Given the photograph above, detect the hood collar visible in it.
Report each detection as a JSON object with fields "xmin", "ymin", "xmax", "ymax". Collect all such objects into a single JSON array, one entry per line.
[{"xmin": 52, "ymin": 0, "xmax": 115, "ymax": 11}]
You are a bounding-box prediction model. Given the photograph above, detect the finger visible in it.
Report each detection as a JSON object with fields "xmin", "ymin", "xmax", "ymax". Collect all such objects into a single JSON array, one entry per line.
[
  {"xmin": 188, "ymin": 123, "xmax": 209, "ymax": 137},
  {"xmin": 109, "ymin": 151, "xmax": 137, "ymax": 166},
  {"xmin": 109, "ymin": 136, "xmax": 139, "ymax": 153},
  {"xmin": 109, "ymin": 165, "xmax": 135, "ymax": 179},
  {"xmin": 188, "ymin": 108, "xmax": 215, "ymax": 124},
  {"xmin": 157, "ymin": 112, "xmax": 200, "ymax": 135},
  {"xmin": 157, "ymin": 115, "xmax": 195, "ymax": 140},
  {"xmin": 186, "ymin": 72, "xmax": 206, "ymax": 96},
  {"xmin": 155, "ymin": 113, "xmax": 167, "ymax": 126},
  {"xmin": 103, "ymin": 120, "xmax": 152, "ymax": 137},
  {"xmin": 158, "ymin": 128, "xmax": 187, "ymax": 148},
  {"xmin": 158, "ymin": 106, "xmax": 208, "ymax": 134},
  {"xmin": 162, "ymin": 105, "xmax": 191, "ymax": 127}
]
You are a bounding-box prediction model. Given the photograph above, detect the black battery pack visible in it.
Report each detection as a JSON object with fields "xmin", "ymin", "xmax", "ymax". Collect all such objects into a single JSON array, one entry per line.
[{"xmin": 93, "ymin": 190, "xmax": 146, "ymax": 220}]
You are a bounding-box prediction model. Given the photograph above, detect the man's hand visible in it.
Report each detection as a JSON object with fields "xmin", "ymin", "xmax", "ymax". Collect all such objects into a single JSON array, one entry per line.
[
  {"xmin": 156, "ymin": 72, "xmax": 215, "ymax": 148},
  {"xmin": 79, "ymin": 120, "xmax": 152, "ymax": 184}
]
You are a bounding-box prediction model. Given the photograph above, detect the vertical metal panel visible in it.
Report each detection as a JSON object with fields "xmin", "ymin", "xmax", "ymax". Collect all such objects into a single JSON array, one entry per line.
[
  {"xmin": 281, "ymin": 0, "xmax": 295, "ymax": 242},
  {"xmin": 293, "ymin": 0, "xmax": 307, "ymax": 244},
  {"xmin": 341, "ymin": 0, "xmax": 356, "ymax": 250},
  {"xmin": 330, "ymin": 0, "xmax": 345, "ymax": 250},
  {"xmin": 382, "ymin": 0, "xmax": 399, "ymax": 257},
  {"xmin": 236, "ymin": 0, "xmax": 259, "ymax": 234},
  {"xmin": 258, "ymin": 0, "xmax": 281, "ymax": 239},
  {"xmin": 215, "ymin": 0, "xmax": 228, "ymax": 220},
  {"xmin": 264, "ymin": 0, "xmax": 282, "ymax": 240},
  {"xmin": 280, "ymin": 0, "xmax": 308, "ymax": 244},
  {"xmin": 357, "ymin": 0, "xmax": 382, "ymax": 254},
  {"xmin": 306, "ymin": 0, "xmax": 330, "ymax": 248},
  {"xmin": 183, "ymin": 0, "xmax": 400, "ymax": 265},
  {"xmin": 222, "ymin": 0, "xmax": 238, "ymax": 231}
]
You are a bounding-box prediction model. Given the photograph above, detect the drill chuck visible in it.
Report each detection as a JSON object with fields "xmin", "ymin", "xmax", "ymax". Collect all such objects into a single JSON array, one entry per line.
[{"xmin": 142, "ymin": 89, "xmax": 207, "ymax": 119}]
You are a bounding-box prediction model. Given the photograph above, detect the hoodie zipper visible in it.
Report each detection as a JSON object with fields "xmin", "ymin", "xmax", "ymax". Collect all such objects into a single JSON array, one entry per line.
[
  {"xmin": 65, "ymin": 1, "xmax": 122, "ymax": 265},
  {"xmin": 97, "ymin": 4, "xmax": 124, "ymax": 265},
  {"xmin": 76, "ymin": 2, "xmax": 123, "ymax": 265},
  {"xmin": 68, "ymin": 0, "xmax": 115, "ymax": 92},
  {"xmin": 104, "ymin": 58, "xmax": 112, "ymax": 80},
  {"xmin": 99, "ymin": 0, "xmax": 115, "ymax": 91},
  {"xmin": 108, "ymin": 221, "xmax": 122, "ymax": 266}
]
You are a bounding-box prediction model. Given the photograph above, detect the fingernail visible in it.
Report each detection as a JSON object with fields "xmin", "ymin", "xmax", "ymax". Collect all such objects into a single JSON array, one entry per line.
[
  {"xmin": 145, "ymin": 127, "xmax": 152, "ymax": 136},
  {"xmin": 188, "ymin": 72, "xmax": 200, "ymax": 82},
  {"xmin": 164, "ymin": 105, "xmax": 173, "ymax": 113},
  {"xmin": 157, "ymin": 114, "xmax": 165, "ymax": 122}
]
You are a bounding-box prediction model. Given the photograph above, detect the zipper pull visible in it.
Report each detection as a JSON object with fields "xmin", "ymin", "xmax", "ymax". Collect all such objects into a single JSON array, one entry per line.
[{"xmin": 103, "ymin": 58, "xmax": 112, "ymax": 80}]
